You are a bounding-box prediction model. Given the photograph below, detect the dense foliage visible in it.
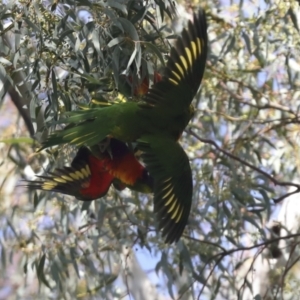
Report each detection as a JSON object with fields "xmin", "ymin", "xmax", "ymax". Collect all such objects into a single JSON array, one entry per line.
[{"xmin": 1, "ymin": 0, "xmax": 300, "ymax": 299}]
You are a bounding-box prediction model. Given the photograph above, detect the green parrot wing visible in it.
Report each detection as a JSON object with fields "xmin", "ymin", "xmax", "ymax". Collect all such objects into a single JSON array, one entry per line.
[
  {"xmin": 40, "ymin": 102, "xmax": 143, "ymax": 149},
  {"xmin": 141, "ymin": 10, "xmax": 208, "ymax": 115},
  {"xmin": 26, "ymin": 147, "xmax": 105, "ymax": 201},
  {"xmin": 138, "ymin": 134, "xmax": 193, "ymax": 243}
]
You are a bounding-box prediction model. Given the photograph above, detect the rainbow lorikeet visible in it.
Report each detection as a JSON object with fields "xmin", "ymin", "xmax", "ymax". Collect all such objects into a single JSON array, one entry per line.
[
  {"xmin": 38, "ymin": 10, "xmax": 208, "ymax": 243},
  {"xmin": 27, "ymin": 138, "xmax": 153, "ymax": 201}
]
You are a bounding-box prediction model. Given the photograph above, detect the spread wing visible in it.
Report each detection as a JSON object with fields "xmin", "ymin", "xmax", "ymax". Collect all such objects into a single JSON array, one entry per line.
[
  {"xmin": 138, "ymin": 135, "xmax": 193, "ymax": 243},
  {"xmin": 26, "ymin": 147, "xmax": 113, "ymax": 201},
  {"xmin": 142, "ymin": 10, "xmax": 208, "ymax": 115}
]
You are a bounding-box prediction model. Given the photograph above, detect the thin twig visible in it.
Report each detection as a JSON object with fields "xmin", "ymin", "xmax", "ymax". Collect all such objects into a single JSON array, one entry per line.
[
  {"xmin": 189, "ymin": 129, "xmax": 300, "ymax": 191},
  {"xmin": 218, "ymin": 81, "xmax": 297, "ymax": 115},
  {"xmin": 194, "ymin": 232, "xmax": 300, "ymax": 299},
  {"xmin": 273, "ymin": 189, "xmax": 300, "ymax": 204}
]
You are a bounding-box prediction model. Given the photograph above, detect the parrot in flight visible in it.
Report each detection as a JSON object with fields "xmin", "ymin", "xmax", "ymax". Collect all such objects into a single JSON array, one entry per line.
[
  {"xmin": 27, "ymin": 138, "xmax": 153, "ymax": 201},
  {"xmin": 38, "ymin": 10, "xmax": 208, "ymax": 243}
]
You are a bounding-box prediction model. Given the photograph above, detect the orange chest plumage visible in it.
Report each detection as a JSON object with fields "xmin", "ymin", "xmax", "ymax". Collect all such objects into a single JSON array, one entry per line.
[{"xmin": 105, "ymin": 153, "xmax": 144, "ymax": 186}]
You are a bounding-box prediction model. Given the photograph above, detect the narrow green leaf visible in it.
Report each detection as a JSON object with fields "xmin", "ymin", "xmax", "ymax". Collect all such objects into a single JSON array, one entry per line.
[
  {"xmin": 51, "ymin": 69, "xmax": 58, "ymax": 115},
  {"xmin": 143, "ymin": 42, "xmax": 165, "ymax": 67},
  {"xmin": 0, "ymin": 137, "xmax": 35, "ymax": 144},
  {"xmin": 23, "ymin": 17, "xmax": 41, "ymax": 32},
  {"xmin": 107, "ymin": 37, "xmax": 125, "ymax": 48},
  {"xmin": 33, "ymin": 191, "xmax": 39, "ymax": 209},
  {"xmin": 37, "ymin": 254, "xmax": 52, "ymax": 289},
  {"xmin": 70, "ymin": 247, "xmax": 80, "ymax": 277},
  {"xmin": 107, "ymin": 0, "xmax": 128, "ymax": 15},
  {"xmin": 0, "ymin": 57, "xmax": 11, "ymax": 66},
  {"xmin": 242, "ymin": 31, "xmax": 252, "ymax": 54}
]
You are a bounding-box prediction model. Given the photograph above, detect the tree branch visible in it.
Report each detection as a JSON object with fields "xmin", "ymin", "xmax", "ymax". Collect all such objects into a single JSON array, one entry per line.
[
  {"xmin": 188, "ymin": 129, "xmax": 300, "ymax": 201},
  {"xmin": 194, "ymin": 232, "xmax": 300, "ymax": 299}
]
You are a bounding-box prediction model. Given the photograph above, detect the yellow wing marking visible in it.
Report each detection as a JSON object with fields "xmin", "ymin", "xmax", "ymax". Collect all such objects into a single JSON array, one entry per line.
[
  {"xmin": 163, "ymin": 186, "xmax": 174, "ymax": 200},
  {"xmin": 175, "ymin": 207, "xmax": 183, "ymax": 223},
  {"xmin": 70, "ymin": 172, "xmax": 80, "ymax": 180},
  {"xmin": 175, "ymin": 62, "xmax": 185, "ymax": 77},
  {"xmin": 171, "ymin": 70, "xmax": 181, "ymax": 82},
  {"xmin": 169, "ymin": 78, "xmax": 178, "ymax": 86},
  {"xmin": 64, "ymin": 131, "xmax": 77, "ymax": 138},
  {"xmin": 167, "ymin": 199, "xmax": 177, "ymax": 213},
  {"xmin": 53, "ymin": 177, "xmax": 67, "ymax": 183},
  {"xmin": 75, "ymin": 170, "xmax": 84, "ymax": 180},
  {"xmin": 180, "ymin": 56, "xmax": 188, "ymax": 71},
  {"xmin": 185, "ymin": 47, "xmax": 192, "ymax": 67},
  {"xmin": 171, "ymin": 203, "xmax": 180, "ymax": 220},
  {"xmin": 196, "ymin": 38, "xmax": 202, "ymax": 55},
  {"xmin": 42, "ymin": 182, "xmax": 57, "ymax": 190},
  {"xmin": 61, "ymin": 175, "xmax": 73, "ymax": 181},
  {"xmin": 85, "ymin": 165, "xmax": 91, "ymax": 175},
  {"xmin": 81, "ymin": 166, "xmax": 90, "ymax": 178},
  {"xmin": 161, "ymin": 181, "xmax": 172, "ymax": 191},
  {"xmin": 190, "ymin": 41, "xmax": 197, "ymax": 59},
  {"xmin": 164, "ymin": 193, "xmax": 176, "ymax": 207},
  {"xmin": 71, "ymin": 132, "xmax": 95, "ymax": 143}
]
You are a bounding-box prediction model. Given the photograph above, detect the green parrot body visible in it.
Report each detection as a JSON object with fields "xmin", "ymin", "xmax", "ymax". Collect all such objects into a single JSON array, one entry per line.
[
  {"xmin": 51, "ymin": 100, "xmax": 192, "ymax": 147},
  {"xmin": 40, "ymin": 10, "xmax": 208, "ymax": 243}
]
